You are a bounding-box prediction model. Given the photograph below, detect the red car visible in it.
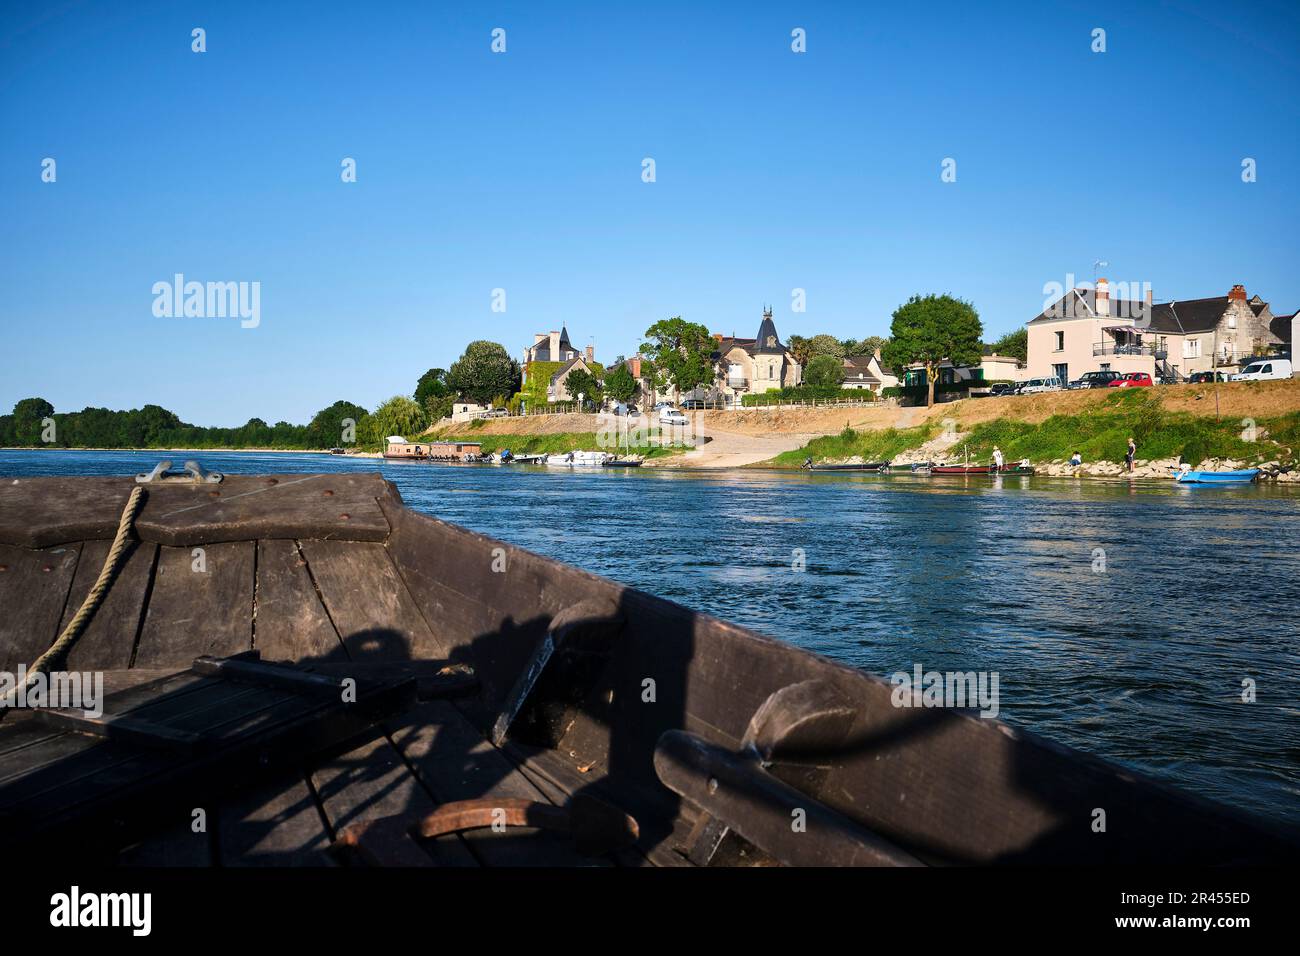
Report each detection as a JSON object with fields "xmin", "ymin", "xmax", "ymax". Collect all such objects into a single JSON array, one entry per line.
[{"xmin": 1108, "ymin": 372, "xmax": 1153, "ymax": 388}]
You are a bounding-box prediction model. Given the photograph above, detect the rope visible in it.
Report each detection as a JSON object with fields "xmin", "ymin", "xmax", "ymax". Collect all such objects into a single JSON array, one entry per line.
[{"xmin": 2, "ymin": 485, "xmax": 146, "ymax": 706}]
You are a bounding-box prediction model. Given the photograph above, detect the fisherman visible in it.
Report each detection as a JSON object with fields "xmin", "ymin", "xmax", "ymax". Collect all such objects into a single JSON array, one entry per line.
[
  {"xmin": 1125, "ymin": 437, "xmax": 1137, "ymax": 473},
  {"xmin": 1069, "ymin": 451, "xmax": 1082, "ymax": 468},
  {"xmin": 992, "ymin": 446, "xmax": 1005, "ymax": 471},
  {"xmin": 803, "ymin": 456, "xmax": 814, "ymax": 470}
]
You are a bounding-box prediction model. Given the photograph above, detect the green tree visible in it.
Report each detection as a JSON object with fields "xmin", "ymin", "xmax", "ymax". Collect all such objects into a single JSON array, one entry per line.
[
  {"xmin": 414, "ymin": 368, "xmax": 449, "ymax": 406},
  {"xmin": 846, "ymin": 335, "xmax": 887, "ymax": 357},
  {"xmin": 562, "ymin": 367, "xmax": 602, "ymax": 407},
  {"xmin": 987, "ymin": 328, "xmax": 1028, "ymax": 364},
  {"xmin": 786, "ymin": 334, "xmax": 812, "ymax": 367},
  {"xmin": 881, "ymin": 294, "xmax": 983, "ymax": 407},
  {"xmin": 12, "ymin": 397, "xmax": 55, "ymax": 445},
  {"xmin": 639, "ymin": 317, "xmax": 715, "ymax": 398},
  {"xmin": 604, "ymin": 363, "xmax": 638, "ymax": 404},
  {"xmin": 805, "ymin": 354, "xmax": 845, "ymax": 388},
  {"xmin": 423, "ymin": 393, "xmax": 455, "ymax": 424},
  {"xmin": 446, "ymin": 341, "xmax": 520, "ymax": 405},
  {"xmin": 367, "ymin": 395, "xmax": 429, "ymax": 443},
  {"xmin": 306, "ymin": 400, "xmax": 370, "ymax": 448},
  {"xmin": 806, "ymin": 334, "xmax": 845, "ymax": 359}
]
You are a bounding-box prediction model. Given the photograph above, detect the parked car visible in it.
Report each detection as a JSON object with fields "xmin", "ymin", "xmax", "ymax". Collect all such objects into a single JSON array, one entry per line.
[
  {"xmin": 1020, "ymin": 377, "xmax": 1064, "ymax": 394},
  {"xmin": 988, "ymin": 383, "xmax": 1016, "ymax": 397},
  {"xmin": 1108, "ymin": 372, "xmax": 1153, "ymax": 388},
  {"xmin": 1068, "ymin": 371, "xmax": 1122, "ymax": 390},
  {"xmin": 1189, "ymin": 371, "xmax": 1228, "ymax": 384},
  {"xmin": 1232, "ymin": 358, "xmax": 1293, "ymax": 382},
  {"xmin": 611, "ymin": 402, "xmax": 640, "ymax": 417},
  {"xmin": 483, "ymin": 408, "xmax": 509, "ymax": 418},
  {"xmin": 659, "ymin": 408, "xmax": 690, "ymax": 427},
  {"xmin": 681, "ymin": 399, "xmax": 707, "ymax": 410}
]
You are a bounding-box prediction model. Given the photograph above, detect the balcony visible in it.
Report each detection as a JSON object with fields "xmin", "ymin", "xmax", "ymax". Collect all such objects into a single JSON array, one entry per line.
[
  {"xmin": 1092, "ymin": 344, "xmax": 1167, "ymax": 360},
  {"xmin": 725, "ymin": 377, "xmax": 748, "ymax": 389}
]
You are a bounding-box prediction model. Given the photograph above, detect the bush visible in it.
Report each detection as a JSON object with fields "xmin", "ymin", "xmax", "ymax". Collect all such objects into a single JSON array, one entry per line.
[{"xmin": 741, "ymin": 387, "xmax": 878, "ymax": 407}]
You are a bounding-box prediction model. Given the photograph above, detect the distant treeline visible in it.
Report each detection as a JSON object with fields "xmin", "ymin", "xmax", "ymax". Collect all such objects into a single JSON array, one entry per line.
[{"xmin": 0, "ymin": 398, "xmax": 372, "ymax": 450}]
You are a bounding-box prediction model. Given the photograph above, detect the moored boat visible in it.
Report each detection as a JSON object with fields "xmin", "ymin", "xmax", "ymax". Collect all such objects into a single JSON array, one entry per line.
[
  {"xmin": 803, "ymin": 459, "xmax": 890, "ymax": 472},
  {"xmin": 0, "ymin": 466, "xmax": 1292, "ymax": 866},
  {"xmin": 1173, "ymin": 466, "xmax": 1260, "ymax": 484}
]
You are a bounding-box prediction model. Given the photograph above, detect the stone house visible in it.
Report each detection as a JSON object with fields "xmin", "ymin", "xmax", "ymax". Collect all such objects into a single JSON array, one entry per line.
[
  {"xmin": 1026, "ymin": 280, "xmax": 1287, "ymax": 383},
  {"xmin": 690, "ymin": 308, "xmax": 801, "ymax": 405}
]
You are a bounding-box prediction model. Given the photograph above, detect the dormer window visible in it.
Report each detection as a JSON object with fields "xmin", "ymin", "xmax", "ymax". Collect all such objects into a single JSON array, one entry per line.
[{"xmin": 766, "ymin": 336, "xmax": 776, "ymax": 348}]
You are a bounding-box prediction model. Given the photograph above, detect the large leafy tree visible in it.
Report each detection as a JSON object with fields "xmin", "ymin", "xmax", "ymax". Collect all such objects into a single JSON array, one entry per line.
[
  {"xmin": 804, "ymin": 354, "xmax": 845, "ymax": 388},
  {"xmin": 786, "ymin": 334, "xmax": 811, "ymax": 367},
  {"xmin": 367, "ymin": 395, "xmax": 428, "ymax": 443},
  {"xmin": 414, "ymin": 368, "xmax": 449, "ymax": 406},
  {"xmin": 12, "ymin": 397, "xmax": 55, "ymax": 445},
  {"xmin": 306, "ymin": 400, "xmax": 370, "ymax": 448},
  {"xmin": 639, "ymin": 317, "xmax": 715, "ymax": 398},
  {"xmin": 604, "ymin": 363, "xmax": 637, "ymax": 404},
  {"xmin": 446, "ymin": 341, "xmax": 520, "ymax": 405},
  {"xmin": 881, "ymin": 294, "xmax": 983, "ymax": 407},
  {"xmin": 987, "ymin": 328, "xmax": 1028, "ymax": 364},
  {"xmin": 806, "ymin": 334, "xmax": 845, "ymax": 359},
  {"xmin": 846, "ymin": 335, "xmax": 887, "ymax": 357},
  {"xmin": 563, "ymin": 367, "xmax": 602, "ymax": 407}
]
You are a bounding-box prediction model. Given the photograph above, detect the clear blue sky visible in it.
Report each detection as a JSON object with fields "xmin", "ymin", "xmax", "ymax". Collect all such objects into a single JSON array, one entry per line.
[{"xmin": 2, "ymin": 0, "xmax": 1297, "ymax": 425}]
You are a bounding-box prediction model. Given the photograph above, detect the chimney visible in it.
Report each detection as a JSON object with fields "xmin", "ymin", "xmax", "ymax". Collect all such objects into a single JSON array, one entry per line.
[
  {"xmin": 534, "ymin": 333, "xmax": 547, "ymax": 345},
  {"xmin": 1228, "ymin": 284, "xmax": 1247, "ymax": 301},
  {"xmin": 585, "ymin": 344, "xmax": 594, "ymax": 362},
  {"xmin": 1095, "ymin": 277, "xmax": 1110, "ymax": 317},
  {"xmin": 1145, "ymin": 288, "xmax": 1153, "ymax": 307},
  {"xmin": 713, "ymin": 332, "xmax": 724, "ymax": 343},
  {"xmin": 549, "ymin": 331, "xmax": 561, "ymax": 358}
]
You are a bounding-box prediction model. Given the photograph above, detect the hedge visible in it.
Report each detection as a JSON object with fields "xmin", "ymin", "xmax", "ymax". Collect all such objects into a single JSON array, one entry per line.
[{"xmin": 740, "ymin": 387, "xmax": 881, "ymax": 407}]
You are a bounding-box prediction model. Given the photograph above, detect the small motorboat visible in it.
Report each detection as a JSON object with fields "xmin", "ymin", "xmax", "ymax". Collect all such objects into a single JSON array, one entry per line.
[
  {"xmin": 603, "ymin": 456, "xmax": 644, "ymax": 468},
  {"xmin": 509, "ymin": 454, "xmax": 546, "ymax": 465},
  {"xmin": 802, "ymin": 459, "xmax": 890, "ymax": 472},
  {"xmin": 1173, "ymin": 465, "xmax": 1260, "ymax": 484}
]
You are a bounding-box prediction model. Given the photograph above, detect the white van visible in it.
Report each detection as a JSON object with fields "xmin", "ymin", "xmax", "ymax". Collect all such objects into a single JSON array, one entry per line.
[
  {"xmin": 1231, "ymin": 358, "xmax": 1293, "ymax": 382},
  {"xmin": 1019, "ymin": 377, "xmax": 1063, "ymax": 394}
]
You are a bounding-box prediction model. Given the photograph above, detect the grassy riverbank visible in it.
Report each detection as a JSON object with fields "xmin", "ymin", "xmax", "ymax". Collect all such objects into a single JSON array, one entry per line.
[{"xmin": 777, "ymin": 390, "xmax": 1300, "ymax": 468}]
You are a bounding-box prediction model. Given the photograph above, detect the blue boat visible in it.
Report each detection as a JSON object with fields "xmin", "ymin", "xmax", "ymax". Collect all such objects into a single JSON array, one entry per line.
[{"xmin": 1173, "ymin": 467, "xmax": 1259, "ymax": 484}]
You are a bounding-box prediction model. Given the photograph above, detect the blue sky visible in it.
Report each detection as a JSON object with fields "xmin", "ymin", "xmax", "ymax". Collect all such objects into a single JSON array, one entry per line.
[{"xmin": 2, "ymin": 0, "xmax": 1297, "ymax": 425}]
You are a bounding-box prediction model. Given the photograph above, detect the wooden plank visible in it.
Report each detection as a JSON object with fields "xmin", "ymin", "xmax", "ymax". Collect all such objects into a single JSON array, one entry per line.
[
  {"xmin": 133, "ymin": 542, "xmax": 255, "ymax": 667},
  {"xmin": 387, "ymin": 700, "xmax": 606, "ymax": 867},
  {"xmin": 0, "ymin": 542, "xmax": 81, "ymax": 671},
  {"xmin": 254, "ymin": 539, "xmax": 344, "ymax": 662},
  {"xmin": 0, "ymin": 474, "xmax": 391, "ymax": 549},
  {"xmin": 59, "ymin": 539, "xmax": 158, "ymax": 671},
  {"xmin": 218, "ymin": 772, "xmax": 334, "ymax": 866},
  {"xmin": 298, "ymin": 539, "xmax": 448, "ymax": 660},
  {"xmin": 311, "ymin": 729, "xmax": 478, "ymax": 867}
]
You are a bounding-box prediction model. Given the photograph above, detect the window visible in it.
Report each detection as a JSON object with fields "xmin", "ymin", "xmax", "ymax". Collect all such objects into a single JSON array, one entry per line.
[
  {"xmin": 1054, "ymin": 331, "xmax": 1065, "ymax": 351},
  {"xmin": 1183, "ymin": 338, "xmax": 1202, "ymax": 358},
  {"xmin": 1227, "ymin": 314, "xmax": 1236, "ymax": 329}
]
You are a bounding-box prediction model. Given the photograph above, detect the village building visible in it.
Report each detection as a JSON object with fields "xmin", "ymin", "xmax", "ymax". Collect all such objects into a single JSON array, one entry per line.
[
  {"xmin": 546, "ymin": 354, "xmax": 600, "ymax": 403},
  {"xmin": 683, "ymin": 308, "xmax": 801, "ymax": 405},
  {"xmin": 840, "ymin": 349, "xmax": 900, "ymax": 393},
  {"xmin": 1026, "ymin": 280, "xmax": 1289, "ymax": 383}
]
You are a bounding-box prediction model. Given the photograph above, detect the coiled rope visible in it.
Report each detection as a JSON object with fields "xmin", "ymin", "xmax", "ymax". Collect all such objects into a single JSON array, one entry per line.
[{"xmin": 2, "ymin": 485, "xmax": 146, "ymax": 706}]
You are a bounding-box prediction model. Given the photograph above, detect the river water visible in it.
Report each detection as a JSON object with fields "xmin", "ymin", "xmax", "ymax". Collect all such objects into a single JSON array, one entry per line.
[{"xmin": 3, "ymin": 449, "xmax": 1298, "ymax": 827}]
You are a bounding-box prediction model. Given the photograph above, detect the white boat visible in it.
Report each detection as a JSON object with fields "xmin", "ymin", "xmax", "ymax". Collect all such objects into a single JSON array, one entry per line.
[{"xmin": 543, "ymin": 451, "xmax": 609, "ymax": 467}]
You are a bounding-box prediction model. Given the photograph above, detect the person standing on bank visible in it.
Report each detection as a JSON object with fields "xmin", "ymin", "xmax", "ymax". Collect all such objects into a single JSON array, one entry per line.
[
  {"xmin": 992, "ymin": 445, "xmax": 1005, "ymax": 471},
  {"xmin": 1125, "ymin": 437, "xmax": 1136, "ymax": 473}
]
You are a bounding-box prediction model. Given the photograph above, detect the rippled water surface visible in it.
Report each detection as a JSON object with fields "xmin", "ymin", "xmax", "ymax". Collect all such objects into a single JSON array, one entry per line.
[{"xmin": 4, "ymin": 449, "xmax": 1298, "ymax": 826}]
